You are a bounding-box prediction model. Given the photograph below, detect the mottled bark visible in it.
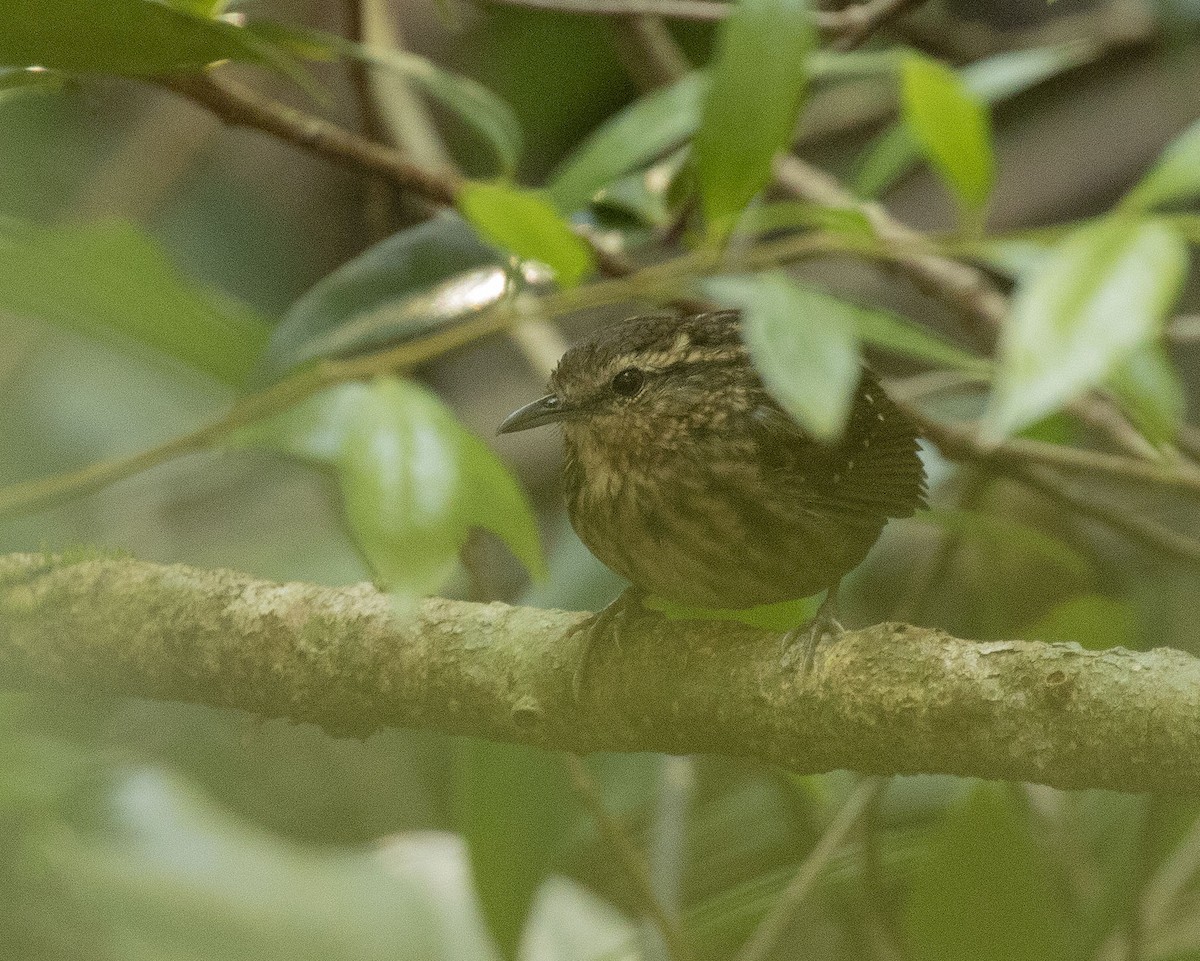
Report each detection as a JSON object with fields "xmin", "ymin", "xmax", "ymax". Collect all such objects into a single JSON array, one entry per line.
[{"xmin": 2, "ymin": 553, "xmax": 1195, "ymax": 794}]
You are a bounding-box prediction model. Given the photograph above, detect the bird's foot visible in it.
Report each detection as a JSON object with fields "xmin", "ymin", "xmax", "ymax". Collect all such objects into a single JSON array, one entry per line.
[
  {"xmin": 781, "ymin": 587, "xmax": 843, "ymax": 677},
  {"xmin": 569, "ymin": 587, "xmax": 649, "ymax": 701}
]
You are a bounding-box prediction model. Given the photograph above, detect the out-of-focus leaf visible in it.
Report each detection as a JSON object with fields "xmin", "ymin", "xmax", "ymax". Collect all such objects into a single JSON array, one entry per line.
[
  {"xmin": 549, "ymin": 71, "xmax": 706, "ymax": 213},
  {"xmin": 522, "ymin": 878, "xmax": 637, "ymax": 961},
  {"xmin": 1124, "ymin": 117, "xmax": 1200, "ymax": 212},
  {"xmin": 899, "ymin": 53, "xmax": 995, "ymax": 214},
  {"xmin": 457, "ymin": 741, "xmax": 574, "ymax": 961},
  {"xmin": 722, "ymin": 200, "xmax": 876, "ymax": 240},
  {"xmin": 855, "ymin": 44, "xmax": 1088, "ymax": 199},
  {"xmin": 459, "ymin": 182, "xmax": 593, "ymax": 288},
  {"xmin": 1171, "ymin": 213, "xmax": 1200, "ymax": 244},
  {"xmin": 0, "ymin": 217, "xmax": 269, "ymax": 387},
  {"xmin": 906, "ymin": 783, "xmax": 1067, "ymax": 961},
  {"xmin": 0, "ymin": 66, "xmax": 66, "ymax": 102},
  {"xmin": 984, "ymin": 217, "xmax": 1188, "ymax": 440},
  {"xmin": 708, "ymin": 273, "xmax": 861, "ymax": 441},
  {"xmin": 262, "ymin": 214, "xmax": 515, "ymax": 380},
  {"xmin": 694, "ymin": 0, "xmax": 815, "ymax": 235},
  {"xmin": 1021, "ymin": 594, "xmax": 1136, "ymax": 650},
  {"xmin": 1109, "ymin": 342, "xmax": 1186, "ymax": 446},
  {"xmin": 915, "ymin": 508, "xmax": 1095, "ymax": 584},
  {"xmin": 845, "ymin": 300, "xmax": 990, "ymax": 374},
  {"xmin": 234, "ymin": 378, "xmax": 546, "ymax": 594},
  {"xmin": 55, "ymin": 769, "xmax": 497, "ymax": 961},
  {"xmin": 244, "ymin": 22, "xmax": 523, "ymax": 174},
  {"xmin": 0, "ymin": 0, "xmax": 281, "ymax": 76}
]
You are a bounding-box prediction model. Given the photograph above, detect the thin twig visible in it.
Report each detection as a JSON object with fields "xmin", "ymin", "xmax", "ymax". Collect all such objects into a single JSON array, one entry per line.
[
  {"xmin": 482, "ymin": 0, "xmax": 929, "ymax": 38},
  {"xmin": 1014, "ymin": 467, "xmax": 1200, "ymax": 567},
  {"xmin": 830, "ymin": 0, "xmax": 930, "ymax": 51},
  {"xmin": 915, "ymin": 414, "xmax": 1200, "ymax": 505},
  {"xmin": 565, "ymin": 755, "xmax": 696, "ymax": 961},
  {"xmin": 737, "ymin": 779, "xmax": 884, "ymax": 961}
]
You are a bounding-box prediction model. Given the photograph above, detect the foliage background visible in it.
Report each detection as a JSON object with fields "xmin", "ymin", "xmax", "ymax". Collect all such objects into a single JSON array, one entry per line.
[{"xmin": 3, "ymin": 0, "xmax": 1200, "ymax": 959}]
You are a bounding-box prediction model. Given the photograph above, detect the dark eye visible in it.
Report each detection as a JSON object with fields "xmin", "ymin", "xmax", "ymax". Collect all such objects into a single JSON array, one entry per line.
[{"xmin": 611, "ymin": 367, "xmax": 645, "ymax": 397}]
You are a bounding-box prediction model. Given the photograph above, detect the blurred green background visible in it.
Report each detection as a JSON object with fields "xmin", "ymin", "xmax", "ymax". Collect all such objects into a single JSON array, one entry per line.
[{"xmin": 4, "ymin": 0, "xmax": 1200, "ymax": 959}]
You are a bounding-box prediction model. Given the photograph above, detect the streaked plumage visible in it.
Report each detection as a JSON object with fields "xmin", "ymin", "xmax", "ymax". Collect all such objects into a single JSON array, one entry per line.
[{"xmin": 501, "ymin": 310, "xmax": 926, "ymax": 610}]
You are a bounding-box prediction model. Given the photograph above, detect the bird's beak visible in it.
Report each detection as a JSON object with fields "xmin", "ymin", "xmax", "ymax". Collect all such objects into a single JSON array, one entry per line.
[{"xmin": 498, "ymin": 394, "xmax": 572, "ymax": 434}]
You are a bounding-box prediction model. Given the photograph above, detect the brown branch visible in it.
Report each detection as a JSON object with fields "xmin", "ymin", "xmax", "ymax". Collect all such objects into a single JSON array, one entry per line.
[
  {"xmin": 481, "ymin": 0, "xmax": 929, "ymax": 40},
  {"xmin": 162, "ymin": 72, "xmax": 464, "ymax": 208},
  {"xmin": 5, "ymin": 553, "xmax": 1200, "ymax": 795}
]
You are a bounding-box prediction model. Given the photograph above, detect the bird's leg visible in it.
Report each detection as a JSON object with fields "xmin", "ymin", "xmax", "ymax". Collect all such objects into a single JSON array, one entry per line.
[
  {"xmin": 781, "ymin": 582, "xmax": 844, "ymax": 676},
  {"xmin": 569, "ymin": 586, "xmax": 651, "ymax": 701}
]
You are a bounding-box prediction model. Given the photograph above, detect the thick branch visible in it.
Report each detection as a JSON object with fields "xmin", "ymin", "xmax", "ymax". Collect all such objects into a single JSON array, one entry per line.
[{"xmin": 3, "ymin": 554, "xmax": 1198, "ymax": 795}]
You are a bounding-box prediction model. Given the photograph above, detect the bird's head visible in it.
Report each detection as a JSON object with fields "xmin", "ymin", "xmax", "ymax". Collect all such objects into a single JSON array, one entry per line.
[{"xmin": 498, "ymin": 311, "xmax": 752, "ymax": 445}]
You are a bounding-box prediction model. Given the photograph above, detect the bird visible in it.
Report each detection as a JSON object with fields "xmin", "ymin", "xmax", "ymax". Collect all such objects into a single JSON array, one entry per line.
[{"xmin": 499, "ymin": 309, "xmax": 926, "ymax": 674}]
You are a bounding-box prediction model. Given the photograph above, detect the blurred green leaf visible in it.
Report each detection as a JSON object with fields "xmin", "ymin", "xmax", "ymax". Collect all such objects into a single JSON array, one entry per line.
[
  {"xmin": 57, "ymin": 769, "xmax": 497, "ymax": 961},
  {"xmin": 915, "ymin": 508, "xmax": 1095, "ymax": 584},
  {"xmin": 905, "ymin": 783, "xmax": 1067, "ymax": 961},
  {"xmin": 522, "ymin": 878, "xmax": 636, "ymax": 961},
  {"xmin": 457, "ymin": 742, "xmax": 574, "ymax": 960},
  {"xmin": 235, "ymin": 378, "xmax": 546, "ymax": 594},
  {"xmin": 1021, "ymin": 594, "xmax": 1136, "ymax": 650},
  {"xmin": 0, "ymin": 0, "xmax": 281, "ymax": 76},
  {"xmin": 548, "ymin": 71, "xmax": 706, "ymax": 213},
  {"xmin": 0, "ymin": 217, "xmax": 269, "ymax": 387},
  {"xmin": 1109, "ymin": 342, "xmax": 1186, "ymax": 446},
  {"xmin": 694, "ymin": 0, "xmax": 815, "ymax": 235},
  {"xmin": 722, "ymin": 199, "xmax": 876, "ymax": 240},
  {"xmin": 1124, "ymin": 117, "xmax": 1200, "ymax": 212},
  {"xmin": 459, "ymin": 182, "xmax": 593, "ymax": 288},
  {"xmin": 899, "ymin": 53, "xmax": 995, "ymax": 214},
  {"xmin": 0, "ymin": 66, "xmax": 66, "ymax": 102},
  {"xmin": 262, "ymin": 214, "xmax": 510, "ymax": 380},
  {"xmin": 243, "ymin": 22, "xmax": 523, "ymax": 175},
  {"xmin": 846, "ymin": 300, "xmax": 990, "ymax": 375},
  {"xmin": 708, "ymin": 273, "xmax": 861, "ymax": 441},
  {"xmin": 856, "ymin": 44, "xmax": 1087, "ymax": 199},
  {"xmin": 984, "ymin": 217, "xmax": 1188, "ymax": 440}
]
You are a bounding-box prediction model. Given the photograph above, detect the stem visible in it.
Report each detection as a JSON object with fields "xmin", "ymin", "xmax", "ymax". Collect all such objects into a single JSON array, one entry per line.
[
  {"xmin": 737, "ymin": 779, "xmax": 884, "ymax": 961},
  {"xmin": 565, "ymin": 756, "xmax": 695, "ymax": 961}
]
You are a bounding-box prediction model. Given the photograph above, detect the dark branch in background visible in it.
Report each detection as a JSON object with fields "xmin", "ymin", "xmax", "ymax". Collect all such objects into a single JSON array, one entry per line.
[
  {"xmin": 161, "ymin": 72, "xmax": 463, "ymax": 207},
  {"xmin": 480, "ymin": 0, "xmax": 928, "ymax": 42},
  {"xmin": 5, "ymin": 553, "xmax": 1200, "ymax": 796}
]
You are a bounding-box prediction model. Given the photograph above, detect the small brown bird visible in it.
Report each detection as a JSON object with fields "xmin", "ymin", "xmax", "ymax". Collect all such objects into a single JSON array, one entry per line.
[{"xmin": 500, "ymin": 310, "xmax": 925, "ymax": 665}]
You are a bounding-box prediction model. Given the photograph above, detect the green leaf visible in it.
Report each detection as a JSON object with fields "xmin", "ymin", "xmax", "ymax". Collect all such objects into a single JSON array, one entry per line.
[
  {"xmin": 262, "ymin": 214, "xmax": 510, "ymax": 380},
  {"xmin": 844, "ymin": 300, "xmax": 990, "ymax": 375},
  {"xmin": 0, "ymin": 0, "xmax": 280, "ymax": 76},
  {"xmin": 984, "ymin": 217, "xmax": 1188, "ymax": 440},
  {"xmin": 1108, "ymin": 342, "xmax": 1187, "ymax": 446},
  {"xmin": 694, "ymin": 0, "xmax": 816, "ymax": 234},
  {"xmin": 61, "ymin": 770, "xmax": 496, "ymax": 961},
  {"xmin": 0, "ymin": 217, "xmax": 269, "ymax": 387},
  {"xmin": 548, "ymin": 71, "xmax": 707, "ymax": 213},
  {"xmin": 856, "ymin": 45, "xmax": 1086, "ymax": 199},
  {"xmin": 1021, "ymin": 594, "xmax": 1136, "ymax": 650},
  {"xmin": 899, "ymin": 52, "xmax": 995, "ymax": 214},
  {"xmin": 1124, "ymin": 117, "xmax": 1200, "ymax": 212},
  {"xmin": 236, "ymin": 378, "xmax": 546, "ymax": 593},
  {"xmin": 458, "ymin": 181, "xmax": 593, "ymax": 288},
  {"xmin": 905, "ymin": 783, "xmax": 1067, "ymax": 961},
  {"xmin": 457, "ymin": 741, "xmax": 574, "ymax": 960},
  {"xmin": 708, "ymin": 273, "xmax": 861, "ymax": 441}
]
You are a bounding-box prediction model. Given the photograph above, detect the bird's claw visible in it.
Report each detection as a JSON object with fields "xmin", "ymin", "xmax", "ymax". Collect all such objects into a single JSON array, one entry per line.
[
  {"xmin": 781, "ymin": 586, "xmax": 843, "ymax": 677},
  {"xmin": 570, "ymin": 587, "xmax": 648, "ymax": 701}
]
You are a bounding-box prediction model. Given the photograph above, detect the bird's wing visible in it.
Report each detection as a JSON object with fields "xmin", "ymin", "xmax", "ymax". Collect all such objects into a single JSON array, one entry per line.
[{"xmin": 747, "ymin": 372, "xmax": 927, "ymax": 526}]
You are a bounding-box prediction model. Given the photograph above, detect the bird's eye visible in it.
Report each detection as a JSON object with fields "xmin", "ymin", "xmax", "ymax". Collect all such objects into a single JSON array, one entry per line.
[{"xmin": 611, "ymin": 367, "xmax": 645, "ymax": 397}]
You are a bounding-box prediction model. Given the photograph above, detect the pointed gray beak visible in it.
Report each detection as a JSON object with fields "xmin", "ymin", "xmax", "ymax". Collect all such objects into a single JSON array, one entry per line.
[{"xmin": 498, "ymin": 394, "xmax": 571, "ymax": 434}]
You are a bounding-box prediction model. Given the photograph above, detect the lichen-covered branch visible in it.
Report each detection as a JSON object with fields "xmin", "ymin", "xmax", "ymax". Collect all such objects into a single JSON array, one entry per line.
[{"xmin": 2, "ymin": 553, "xmax": 1197, "ymax": 795}]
